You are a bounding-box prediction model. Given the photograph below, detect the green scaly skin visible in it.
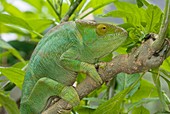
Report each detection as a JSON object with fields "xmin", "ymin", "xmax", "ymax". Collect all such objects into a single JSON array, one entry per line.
[{"xmin": 20, "ymin": 20, "xmax": 127, "ymax": 114}]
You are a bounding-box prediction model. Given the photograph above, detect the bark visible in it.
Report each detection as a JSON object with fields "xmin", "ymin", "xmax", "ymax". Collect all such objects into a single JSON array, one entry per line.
[{"xmin": 42, "ymin": 33, "xmax": 170, "ymax": 114}]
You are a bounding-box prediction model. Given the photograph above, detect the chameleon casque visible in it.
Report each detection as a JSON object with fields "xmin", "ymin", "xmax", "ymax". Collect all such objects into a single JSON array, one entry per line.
[{"xmin": 20, "ymin": 20, "xmax": 127, "ymax": 114}]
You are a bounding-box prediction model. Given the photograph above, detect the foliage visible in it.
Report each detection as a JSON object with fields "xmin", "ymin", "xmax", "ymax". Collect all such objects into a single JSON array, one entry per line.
[{"xmin": 0, "ymin": 0, "xmax": 169, "ymax": 114}]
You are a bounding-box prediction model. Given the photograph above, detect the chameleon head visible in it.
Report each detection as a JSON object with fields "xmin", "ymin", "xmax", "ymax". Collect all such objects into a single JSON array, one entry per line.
[{"xmin": 76, "ymin": 20, "xmax": 128, "ymax": 59}]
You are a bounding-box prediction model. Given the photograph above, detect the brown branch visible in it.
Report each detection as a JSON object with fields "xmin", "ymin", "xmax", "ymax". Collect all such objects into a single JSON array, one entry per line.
[{"xmin": 42, "ymin": 33, "xmax": 170, "ymax": 114}]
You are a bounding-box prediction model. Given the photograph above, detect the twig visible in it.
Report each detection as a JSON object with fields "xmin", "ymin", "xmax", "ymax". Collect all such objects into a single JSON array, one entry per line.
[{"xmin": 60, "ymin": 0, "xmax": 82, "ymax": 23}]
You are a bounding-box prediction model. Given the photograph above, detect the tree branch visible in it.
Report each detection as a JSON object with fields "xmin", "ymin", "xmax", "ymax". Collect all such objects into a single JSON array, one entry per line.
[{"xmin": 42, "ymin": 34, "xmax": 170, "ymax": 114}]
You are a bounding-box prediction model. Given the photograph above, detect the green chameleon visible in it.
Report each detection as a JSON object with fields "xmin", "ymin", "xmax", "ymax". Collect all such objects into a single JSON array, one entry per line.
[{"xmin": 20, "ymin": 20, "xmax": 127, "ymax": 114}]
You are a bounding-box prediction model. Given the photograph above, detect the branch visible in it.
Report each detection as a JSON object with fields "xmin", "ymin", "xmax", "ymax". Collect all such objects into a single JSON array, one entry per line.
[
  {"xmin": 60, "ymin": 0, "xmax": 82, "ymax": 23},
  {"xmin": 42, "ymin": 34, "xmax": 170, "ymax": 114}
]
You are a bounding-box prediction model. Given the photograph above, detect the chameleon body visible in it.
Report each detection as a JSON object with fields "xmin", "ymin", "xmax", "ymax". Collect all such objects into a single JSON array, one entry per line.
[{"xmin": 20, "ymin": 20, "xmax": 127, "ymax": 114}]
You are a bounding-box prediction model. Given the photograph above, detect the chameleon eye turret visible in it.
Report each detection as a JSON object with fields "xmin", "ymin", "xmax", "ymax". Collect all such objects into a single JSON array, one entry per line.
[{"xmin": 96, "ymin": 24, "xmax": 107, "ymax": 36}]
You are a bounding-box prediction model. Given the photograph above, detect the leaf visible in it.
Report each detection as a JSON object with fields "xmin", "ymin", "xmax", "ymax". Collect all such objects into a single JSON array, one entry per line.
[
  {"xmin": 136, "ymin": 0, "xmax": 144, "ymax": 8},
  {"xmin": 94, "ymin": 74, "xmax": 143, "ymax": 114},
  {"xmin": 0, "ymin": 13, "xmax": 32, "ymax": 31},
  {"xmin": 130, "ymin": 79, "xmax": 158, "ymax": 102},
  {"xmin": 128, "ymin": 98, "xmax": 159, "ymax": 111},
  {"xmin": 145, "ymin": 5, "xmax": 163, "ymax": 33},
  {"xmin": 132, "ymin": 106, "xmax": 150, "ymax": 114},
  {"xmin": 23, "ymin": 0, "xmax": 44, "ymax": 12},
  {"xmin": 27, "ymin": 19, "xmax": 54, "ymax": 32},
  {"xmin": 83, "ymin": 0, "xmax": 115, "ymax": 15},
  {"xmin": 1, "ymin": 0, "xmax": 24, "ymax": 18},
  {"xmin": 104, "ymin": 10, "xmax": 138, "ymax": 24},
  {"xmin": 0, "ymin": 92, "xmax": 20, "ymax": 114},
  {"xmin": 112, "ymin": 1, "xmax": 146, "ymax": 26},
  {"xmin": 0, "ymin": 39, "xmax": 26, "ymax": 63},
  {"xmin": 0, "ymin": 23, "xmax": 29, "ymax": 35},
  {"xmin": 116, "ymin": 73, "xmax": 140, "ymax": 97},
  {"xmin": 75, "ymin": 107, "xmax": 95, "ymax": 114},
  {"xmin": 0, "ymin": 67, "xmax": 25, "ymax": 89},
  {"xmin": 160, "ymin": 57, "xmax": 170, "ymax": 72}
]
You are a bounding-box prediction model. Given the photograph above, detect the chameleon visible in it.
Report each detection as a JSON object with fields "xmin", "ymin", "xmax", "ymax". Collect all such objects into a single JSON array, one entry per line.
[{"xmin": 20, "ymin": 20, "xmax": 127, "ymax": 114}]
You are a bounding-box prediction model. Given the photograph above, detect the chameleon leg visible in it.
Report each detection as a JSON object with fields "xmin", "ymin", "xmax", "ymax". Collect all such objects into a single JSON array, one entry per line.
[
  {"xmin": 60, "ymin": 48, "xmax": 103, "ymax": 85},
  {"xmin": 20, "ymin": 77, "xmax": 80, "ymax": 114}
]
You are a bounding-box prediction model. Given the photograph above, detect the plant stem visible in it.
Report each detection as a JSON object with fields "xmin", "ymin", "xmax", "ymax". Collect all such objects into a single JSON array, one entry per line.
[
  {"xmin": 60, "ymin": 0, "xmax": 82, "ymax": 23},
  {"xmin": 47, "ymin": 0, "xmax": 61, "ymax": 20},
  {"xmin": 152, "ymin": 0, "xmax": 170, "ymax": 51}
]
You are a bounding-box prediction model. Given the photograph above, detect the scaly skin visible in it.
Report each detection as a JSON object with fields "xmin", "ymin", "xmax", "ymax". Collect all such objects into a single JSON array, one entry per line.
[{"xmin": 20, "ymin": 20, "xmax": 127, "ymax": 114}]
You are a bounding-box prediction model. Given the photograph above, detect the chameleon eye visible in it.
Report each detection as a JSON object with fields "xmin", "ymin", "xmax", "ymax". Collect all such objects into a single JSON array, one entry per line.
[{"xmin": 96, "ymin": 24, "xmax": 107, "ymax": 36}]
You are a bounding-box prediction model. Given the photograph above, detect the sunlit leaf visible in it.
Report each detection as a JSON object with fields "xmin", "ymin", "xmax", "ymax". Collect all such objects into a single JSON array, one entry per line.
[
  {"xmin": 161, "ymin": 57, "xmax": 170, "ymax": 72},
  {"xmin": 27, "ymin": 19, "xmax": 54, "ymax": 32},
  {"xmin": 1, "ymin": 0, "xmax": 24, "ymax": 18},
  {"xmin": 0, "ymin": 14, "xmax": 32, "ymax": 31},
  {"xmin": 0, "ymin": 92, "xmax": 20, "ymax": 114},
  {"xmin": 0, "ymin": 67, "xmax": 25, "ymax": 89},
  {"xmin": 0, "ymin": 39, "xmax": 26, "ymax": 63},
  {"xmin": 145, "ymin": 5, "xmax": 163, "ymax": 33},
  {"xmin": 82, "ymin": 0, "xmax": 116, "ymax": 16},
  {"xmin": 0, "ymin": 23, "xmax": 29, "ymax": 35},
  {"xmin": 23, "ymin": 0, "xmax": 44, "ymax": 12},
  {"xmin": 113, "ymin": 1, "xmax": 146, "ymax": 26}
]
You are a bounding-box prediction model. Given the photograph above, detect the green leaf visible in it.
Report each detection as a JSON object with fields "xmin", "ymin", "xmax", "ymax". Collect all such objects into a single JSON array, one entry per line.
[
  {"xmin": 0, "ymin": 23, "xmax": 29, "ymax": 35},
  {"xmin": 136, "ymin": 0, "xmax": 144, "ymax": 8},
  {"xmin": 128, "ymin": 98, "xmax": 159, "ymax": 111},
  {"xmin": 23, "ymin": 0, "xmax": 44, "ymax": 12},
  {"xmin": 0, "ymin": 14, "xmax": 32, "ymax": 31},
  {"xmin": 116, "ymin": 73, "xmax": 140, "ymax": 97},
  {"xmin": 132, "ymin": 106, "xmax": 150, "ymax": 114},
  {"xmin": 160, "ymin": 57, "xmax": 170, "ymax": 72},
  {"xmin": 75, "ymin": 107, "xmax": 95, "ymax": 114},
  {"xmin": 112, "ymin": 1, "xmax": 146, "ymax": 26},
  {"xmin": 82, "ymin": 0, "xmax": 115, "ymax": 16},
  {"xmin": 104, "ymin": 10, "xmax": 138, "ymax": 24},
  {"xmin": 94, "ymin": 74, "xmax": 143, "ymax": 114},
  {"xmin": 0, "ymin": 39, "xmax": 26, "ymax": 63},
  {"xmin": 0, "ymin": 67, "xmax": 25, "ymax": 89},
  {"xmin": 145, "ymin": 5, "xmax": 163, "ymax": 33},
  {"xmin": 0, "ymin": 92, "xmax": 20, "ymax": 114},
  {"xmin": 27, "ymin": 19, "xmax": 54, "ymax": 32},
  {"xmin": 1, "ymin": 0, "xmax": 24, "ymax": 18},
  {"xmin": 130, "ymin": 79, "xmax": 158, "ymax": 102}
]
